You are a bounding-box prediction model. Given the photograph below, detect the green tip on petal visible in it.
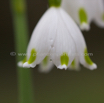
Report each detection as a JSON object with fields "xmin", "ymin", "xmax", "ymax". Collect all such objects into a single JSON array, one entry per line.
[
  {"xmin": 48, "ymin": 0, "xmax": 62, "ymax": 7},
  {"xmin": 60, "ymin": 52, "xmax": 69, "ymax": 66},
  {"xmin": 43, "ymin": 56, "xmax": 49, "ymax": 66},
  {"xmin": 71, "ymin": 59, "xmax": 76, "ymax": 68},
  {"xmin": 28, "ymin": 49, "xmax": 37, "ymax": 64},
  {"xmin": 84, "ymin": 48, "xmax": 93, "ymax": 65},
  {"xmin": 102, "ymin": 13, "xmax": 104, "ymax": 21},
  {"xmin": 79, "ymin": 8, "xmax": 88, "ymax": 24}
]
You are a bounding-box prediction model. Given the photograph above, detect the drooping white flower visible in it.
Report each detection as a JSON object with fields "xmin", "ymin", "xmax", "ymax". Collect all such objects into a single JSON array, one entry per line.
[
  {"xmin": 18, "ymin": 0, "xmax": 97, "ymax": 71},
  {"xmin": 93, "ymin": 0, "xmax": 104, "ymax": 28},
  {"xmin": 62, "ymin": 0, "xmax": 104, "ymax": 30},
  {"xmin": 62, "ymin": 0, "xmax": 94, "ymax": 31}
]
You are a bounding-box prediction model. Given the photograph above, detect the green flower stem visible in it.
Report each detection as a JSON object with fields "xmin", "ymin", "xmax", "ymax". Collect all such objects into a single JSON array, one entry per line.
[
  {"xmin": 10, "ymin": 0, "xmax": 34, "ymax": 103},
  {"xmin": 48, "ymin": 0, "xmax": 62, "ymax": 7}
]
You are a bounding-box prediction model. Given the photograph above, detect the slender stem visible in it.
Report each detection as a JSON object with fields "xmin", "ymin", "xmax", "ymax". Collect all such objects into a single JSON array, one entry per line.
[
  {"xmin": 48, "ymin": 0, "xmax": 62, "ymax": 7},
  {"xmin": 10, "ymin": 0, "xmax": 34, "ymax": 103}
]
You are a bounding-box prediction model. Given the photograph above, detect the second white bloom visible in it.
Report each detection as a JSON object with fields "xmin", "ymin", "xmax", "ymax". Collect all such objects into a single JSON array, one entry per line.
[{"xmin": 62, "ymin": 0, "xmax": 104, "ymax": 30}]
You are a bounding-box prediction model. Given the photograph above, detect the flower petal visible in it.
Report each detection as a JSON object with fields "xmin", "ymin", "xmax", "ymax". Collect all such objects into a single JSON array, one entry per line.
[
  {"xmin": 93, "ymin": 0, "xmax": 104, "ymax": 27},
  {"xmin": 39, "ymin": 55, "xmax": 53, "ymax": 73},
  {"xmin": 59, "ymin": 8, "xmax": 97, "ymax": 70},
  {"xmin": 50, "ymin": 9, "xmax": 76, "ymax": 70},
  {"xmin": 18, "ymin": 56, "xmax": 27, "ymax": 67},
  {"xmin": 62, "ymin": 0, "xmax": 93, "ymax": 30},
  {"xmin": 23, "ymin": 7, "xmax": 58, "ymax": 68},
  {"xmin": 69, "ymin": 57, "xmax": 80, "ymax": 71}
]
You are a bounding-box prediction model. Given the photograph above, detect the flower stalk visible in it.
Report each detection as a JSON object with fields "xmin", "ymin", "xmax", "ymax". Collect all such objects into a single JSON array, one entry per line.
[
  {"xmin": 48, "ymin": 0, "xmax": 62, "ymax": 7},
  {"xmin": 10, "ymin": 0, "xmax": 34, "ymax": 103}
]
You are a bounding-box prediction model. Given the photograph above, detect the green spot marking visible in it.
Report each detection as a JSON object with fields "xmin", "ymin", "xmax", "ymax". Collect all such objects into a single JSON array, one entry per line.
[
  {"xmin": 71, "ymin": 59, "xmax": 75, "ymax": 68},
  {"xmin": 60, "ymin": 53, "xmax": 69, "ymax": 66},
  {"xmin": 48, "ymin": 0, "xmax": 62, "ymax": 7},
  {"xmin": 28, "ymin": 49, "xmax": 37, "ymax": 64},
  {"xmin": 22, "ymin": 56, "xmax": 27, "ymax": 63},
  {"xmin": 102, "ymin": 13, "xmax": 104, "ymax": 21},
  {"xmin": 43, "ymin": 56, "xmax": 49, "ymax": 66},
  {"xmin": 84, "ymin": 48, "xmax": 93, "ymax": 65},
  {"xmin": 79, "ymin": 8, "xmax": 88, "ymax": 24}
]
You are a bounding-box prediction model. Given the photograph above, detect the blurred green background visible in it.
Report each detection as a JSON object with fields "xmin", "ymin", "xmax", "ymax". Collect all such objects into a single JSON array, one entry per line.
[{"xmin": 0, "ymin": 0, "xmax": 104, "ymax": 103}]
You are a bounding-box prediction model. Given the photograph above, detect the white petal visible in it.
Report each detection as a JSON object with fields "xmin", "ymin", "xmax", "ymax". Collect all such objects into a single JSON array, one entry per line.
[
  {"xmin": 39, "ymin": 56, "xmax": 53, "ymax": 73},
  {"xmin": 50, "ymin": 9, "xmax": 76, "ymax": 70},
  {"xmin": 93, "ymin": 0, "xmax": 104, "ymax": 27},
  {"xmin": 23, "ymin": 62, "xmax": 34, "ymax": 68},
  {"xmin": 62, "ymin": 0, "xmax": 93, "ymax": 30},
  {"xmin": 59, "ymin": 8, "xmax": 97, "ymax": 70},
  {"xmin": 23, "ymin": 7, "xmax": 58, "ymax": 68},
  {"xmin": 80, "ymin": 23, "xmax": 90, "ymax": 31},
  {"xmin": 58, "ymin": 65, "xmax": 67, "ymax": 70},
  {"xmin": 68, "ymin": 57, "xmax": 80, "ymax": 71},
  {"xmin": 18, "ymin": 57, "xmax": 27, "ymax": 68},
  {"xmin": 18, "ymin": 61, "xmax": 23, "ymax": 67}
]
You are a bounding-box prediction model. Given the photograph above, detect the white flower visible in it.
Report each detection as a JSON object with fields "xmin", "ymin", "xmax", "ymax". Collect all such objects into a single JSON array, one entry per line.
[
  {"xmin": 62, "ymin": 0, "xmax": 94, "ymax": 31},
  {"xmin": 93, "ymin": 0, "xmax": 104, "ymax": 28},
  {"xmin": 62, "ymin": 0, "xmax": 104, "ymax": 30},
  {"xmin": 18, "ymin": 6, "xmax": 97, "ymax": 71}
]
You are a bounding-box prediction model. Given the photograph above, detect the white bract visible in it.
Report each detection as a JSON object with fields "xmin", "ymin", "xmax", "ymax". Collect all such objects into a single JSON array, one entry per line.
[
  {"xmin": 18, "ymin": 6, "xmax": 97, "ymax": 72},
  {"xmin": 62, "ymin": 0, "xmax": 104, "ymax": 30},
  {"xmin": 62, "ymin": 0, "xmax": 93, "ymax": 31},
  {"xmin": 39, "ymin": 56, "xmax": 53, "ymax": 73},
  {"xmin": 93, "ymin": 0, "xmax": 104, "ymax": 28}
]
